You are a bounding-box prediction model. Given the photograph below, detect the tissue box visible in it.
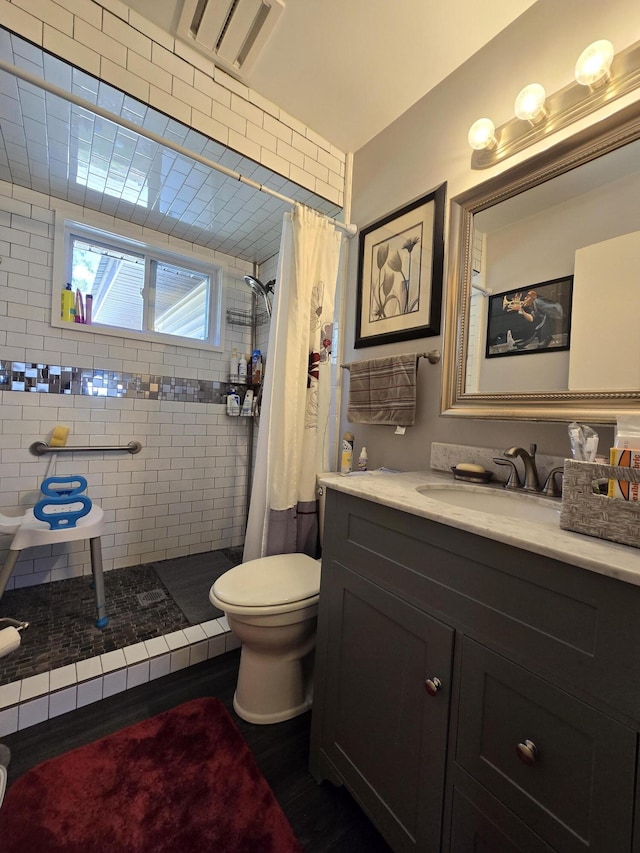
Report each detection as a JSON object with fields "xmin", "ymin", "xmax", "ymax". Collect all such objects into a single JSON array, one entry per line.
[{"xmin": 608, "ymin": 448, "xmax": 640, "ymax": 501}]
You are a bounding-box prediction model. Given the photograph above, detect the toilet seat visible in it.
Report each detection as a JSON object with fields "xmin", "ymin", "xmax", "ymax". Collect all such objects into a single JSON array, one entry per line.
[{"xmin": 211, "ymin": 553, "xmax": 321, "ymax": 616}]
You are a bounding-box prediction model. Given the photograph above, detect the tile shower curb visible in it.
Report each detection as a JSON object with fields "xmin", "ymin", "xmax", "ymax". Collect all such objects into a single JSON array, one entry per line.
[{"xmin": 0, "ymin": 617, "xmax": 240, "ymax": 736}]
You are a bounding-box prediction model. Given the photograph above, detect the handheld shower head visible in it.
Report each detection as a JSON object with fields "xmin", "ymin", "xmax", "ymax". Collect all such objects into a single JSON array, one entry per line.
[
  {"xmin": 243, "ymin": 275, "xmax": 274, "ymax": 317},
  {"xmin": 244, "ymin": 275, "xmax": 266, "ymax": 297}
]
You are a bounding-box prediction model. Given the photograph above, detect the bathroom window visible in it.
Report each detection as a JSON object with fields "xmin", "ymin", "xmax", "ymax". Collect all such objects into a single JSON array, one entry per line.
[{"xmin": 54, "ymin": 219, "xmax": 223, "ymax": 349}]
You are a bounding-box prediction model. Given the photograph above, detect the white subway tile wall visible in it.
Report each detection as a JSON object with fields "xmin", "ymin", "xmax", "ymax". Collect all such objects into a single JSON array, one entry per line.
[
  {"xmin": 0, "ymin": 179, "xmax": 257, "ymax": 588},
  {"xmin": 3, "ymin": 0, "xmax": 346, "ymax": 207}
]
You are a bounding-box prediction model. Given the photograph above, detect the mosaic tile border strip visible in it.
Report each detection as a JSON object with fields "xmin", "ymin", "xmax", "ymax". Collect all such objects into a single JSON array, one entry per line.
[{"xmin": 0, "ymin": 362, "xmax": 226, "ymax": 404}]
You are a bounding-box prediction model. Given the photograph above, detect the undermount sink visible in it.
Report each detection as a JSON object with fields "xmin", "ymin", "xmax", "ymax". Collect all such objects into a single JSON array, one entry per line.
[{"xmin": 415, "ymin": 483, "xmax": 561, "ymax": 525}]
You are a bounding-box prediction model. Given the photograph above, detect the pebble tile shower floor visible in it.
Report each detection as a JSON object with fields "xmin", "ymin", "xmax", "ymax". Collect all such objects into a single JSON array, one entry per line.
[{"xmin": 0, "ymin": 548, "xmax": 243, "ymax": 687}]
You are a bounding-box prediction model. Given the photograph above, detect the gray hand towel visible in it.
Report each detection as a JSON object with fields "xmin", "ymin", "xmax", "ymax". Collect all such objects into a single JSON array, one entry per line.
[{"xmin": 347, "ymin": 354, "xmax": 418, "ymax": 426}]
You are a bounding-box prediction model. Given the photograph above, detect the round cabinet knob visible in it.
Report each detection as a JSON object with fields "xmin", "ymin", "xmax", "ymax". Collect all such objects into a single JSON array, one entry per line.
[
  {"xmin": 516, "ymin": 739, "xmax": 538, "ymax": 766},
  {"xmin": 424, "ymin": 677, "xmax": 442, "ymax": 696}
]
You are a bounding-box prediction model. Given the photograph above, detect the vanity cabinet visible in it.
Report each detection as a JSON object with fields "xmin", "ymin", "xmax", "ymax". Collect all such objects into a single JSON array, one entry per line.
[
  {"xmin": 319, "ymin": 562, "xmax": 454, "ymax": 850},
  {"xmin": 310, "ymin": 488, "xmax": 640, "ymax": 853}
]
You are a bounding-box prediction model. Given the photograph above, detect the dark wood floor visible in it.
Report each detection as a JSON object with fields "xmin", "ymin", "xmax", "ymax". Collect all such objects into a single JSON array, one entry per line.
[{"xmin": 2, "ymin": 650, "xmax": 391, "ymax": 852}]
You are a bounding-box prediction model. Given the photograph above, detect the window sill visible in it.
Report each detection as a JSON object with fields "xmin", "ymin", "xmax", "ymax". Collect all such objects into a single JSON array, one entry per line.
[{"xmin": 51, "ymin": 317, "xmax": 224, "ymax": 354}]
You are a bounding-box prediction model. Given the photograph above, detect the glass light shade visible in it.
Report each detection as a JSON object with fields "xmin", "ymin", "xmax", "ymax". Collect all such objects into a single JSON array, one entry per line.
[
  {"xmin": 575, "ymin": 39, "xmax": 614, "ymax": 87},
  {"xmin": 467, "ymin": 118, "xmax": 497, "ymax": 150},
  {"xmin": 514, "ymin": 83, "xmax": 547, "ymax": 123}
]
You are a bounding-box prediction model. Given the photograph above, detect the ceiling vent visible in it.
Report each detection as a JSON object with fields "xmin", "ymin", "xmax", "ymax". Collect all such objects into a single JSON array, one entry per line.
[{"xmin": 177, "ymin": 0, "xmax": 284, "ymax": 76}]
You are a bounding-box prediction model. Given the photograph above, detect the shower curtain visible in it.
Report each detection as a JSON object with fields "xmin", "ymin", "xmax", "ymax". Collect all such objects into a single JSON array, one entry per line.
[{"xmin": 244, "ymin": 204, "xmax": 343, "ymax": 561}]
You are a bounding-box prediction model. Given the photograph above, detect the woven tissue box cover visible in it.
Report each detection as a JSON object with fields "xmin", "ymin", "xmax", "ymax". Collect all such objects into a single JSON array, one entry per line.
[{"xmin": 560, "ymin": 459, "xmax": 640, "ymax": 549}]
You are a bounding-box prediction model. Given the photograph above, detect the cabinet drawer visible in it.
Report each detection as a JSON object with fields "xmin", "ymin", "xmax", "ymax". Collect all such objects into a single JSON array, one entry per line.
[
  {"xmin": 449, "ymin": 786, "xmax": 555, "ymax": 853},
  {"xmin": 456, "ymin": 638, "xmax": 636, "ymax": 853}
]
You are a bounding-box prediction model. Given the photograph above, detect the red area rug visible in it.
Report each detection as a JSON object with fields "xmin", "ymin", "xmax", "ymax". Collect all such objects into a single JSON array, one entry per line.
[{"xmin": 0, "ymin": 697, "xmax": 302, "ymax": 852}]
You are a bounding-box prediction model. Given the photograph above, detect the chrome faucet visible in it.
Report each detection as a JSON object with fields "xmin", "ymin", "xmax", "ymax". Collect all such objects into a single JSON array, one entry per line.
[
  {"xmin": 541, "ymin": 465, "xmax": 564, "ymax": 497},
  {"xmin": 492, "ymin": 457, "xmax": 522, "ymax": 490},
  {"xmin": 503, "ymin": 443, "xmax": 540, "ymax": 492}
]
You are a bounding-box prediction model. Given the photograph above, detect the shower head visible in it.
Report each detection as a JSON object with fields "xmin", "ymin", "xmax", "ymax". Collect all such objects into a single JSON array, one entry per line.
[
  {"xmin": 243, "ymin": 275, "xmax": 274, "ymax": 297},
  {"xmin": 243, "ymin": 275, "xmax": 274, "ymax": 317}
]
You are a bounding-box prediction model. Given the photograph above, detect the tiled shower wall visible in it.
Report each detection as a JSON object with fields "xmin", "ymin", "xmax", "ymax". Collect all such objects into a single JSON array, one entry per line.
[
  {"xmin": 3, "ymin": 0, "xmax": 346, "ymax": 207},
  {"xmin": 0, "ymin": 0, "xmax": 347, "ymax": 589},
  {"xmin": 0, "ymin": 178, "xmax": 262, "ymax": 589}
]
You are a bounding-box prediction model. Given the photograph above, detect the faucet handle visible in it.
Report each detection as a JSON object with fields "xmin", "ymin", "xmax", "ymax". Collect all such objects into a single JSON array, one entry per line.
[
  {"xmin": 529, "ymin": 443, "xmax": 537, "ymax": 457},
  {"xmin": 493, "ymin": 457, "xmax": 522, "ymax": 491},
  {"xmin": 541, "ymin": 466, "xmax": 563, "ymax": 497}
]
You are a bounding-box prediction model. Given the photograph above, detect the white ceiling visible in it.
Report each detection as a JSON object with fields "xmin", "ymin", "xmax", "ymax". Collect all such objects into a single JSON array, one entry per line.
[{"xmin": 126, "ymin": 0, "xmax": 539, "ymax": 152}]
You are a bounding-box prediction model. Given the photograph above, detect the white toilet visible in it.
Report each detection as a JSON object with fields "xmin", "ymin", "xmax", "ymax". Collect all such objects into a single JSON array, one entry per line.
[{"xmin": 210, "ymin": 551, "xmax": 321, "ymax": 724}]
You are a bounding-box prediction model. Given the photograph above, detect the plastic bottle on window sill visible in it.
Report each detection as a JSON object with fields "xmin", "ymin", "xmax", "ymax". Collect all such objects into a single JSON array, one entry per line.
[
  {"xmin": 358, "ymin": 446, "xmax": 368, "ymax": 471},
  {"xmin": 61, "ymin": 283, "xmax": 74, "ymax": 322}
]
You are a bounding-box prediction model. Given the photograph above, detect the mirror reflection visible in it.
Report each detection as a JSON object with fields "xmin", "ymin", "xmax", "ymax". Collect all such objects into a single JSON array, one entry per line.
[
  {"xmin": 443, "ymin": 103, "xmax": 640, "ymax": 422},
  {"xmin": 468, "ymin": 137, "xmax": 640, "ymax": 395}
]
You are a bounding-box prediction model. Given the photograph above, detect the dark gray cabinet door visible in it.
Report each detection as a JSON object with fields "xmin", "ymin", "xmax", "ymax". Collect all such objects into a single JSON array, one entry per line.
[
  {"xmin": 321, "ymin": 560, "xmax": 454, "ymax": 853},
  {"xmin": 456, "ymin": 638, "xmax": 636, "ymax": 853}
]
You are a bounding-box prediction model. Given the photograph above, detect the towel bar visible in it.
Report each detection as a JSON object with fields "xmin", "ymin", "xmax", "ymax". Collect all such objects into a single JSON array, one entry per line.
[
  {"xmin": 29, "ymin": 440, "xmax": 142, "ymax": 456},
  {"xmin": 341, "ymin": 350, "xmax": 440, "ymax": 369}
]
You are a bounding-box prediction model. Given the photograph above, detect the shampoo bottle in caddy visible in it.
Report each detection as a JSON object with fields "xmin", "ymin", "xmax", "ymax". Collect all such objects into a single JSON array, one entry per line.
[
  {"xmin": 251, "ymin": 350, "xmax": 262, "ymax": 384},
  {"xmin": 241, "ymin": 388, "xmax": 254, "ymax": 416},
  {"xmin": 238, "ymin": 352, "xmax": 248, "ymax": 380},
  {"xmin": 226, "ymin": 385, "xmax": 240, "ymax": 416},
  {"xmin": 341, "ymin": 432, "xmax": 354, "ymax": 473}
]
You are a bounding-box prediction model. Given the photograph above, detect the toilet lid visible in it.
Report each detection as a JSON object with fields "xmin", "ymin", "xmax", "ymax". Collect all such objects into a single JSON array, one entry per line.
[{"xmin": 213, "ymin": 553, "xmax": 321, "ymax": 607}]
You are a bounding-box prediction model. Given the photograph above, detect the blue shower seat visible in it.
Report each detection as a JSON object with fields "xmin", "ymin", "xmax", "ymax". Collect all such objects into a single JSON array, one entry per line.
[{"xmin": 0, "ymin": 500, "xmax": 108, "ymax": 628}]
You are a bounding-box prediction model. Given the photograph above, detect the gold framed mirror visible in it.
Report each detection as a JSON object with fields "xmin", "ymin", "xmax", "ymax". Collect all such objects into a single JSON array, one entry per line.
[{"xmin": 442, "ymin": 100, "xmax": 640, "ymax": 423}]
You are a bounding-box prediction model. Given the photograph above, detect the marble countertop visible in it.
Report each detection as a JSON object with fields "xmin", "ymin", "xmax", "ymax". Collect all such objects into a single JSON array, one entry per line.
[{"xmin": 319, "ymin": 469, "xmax": 640, "ymax": 587}]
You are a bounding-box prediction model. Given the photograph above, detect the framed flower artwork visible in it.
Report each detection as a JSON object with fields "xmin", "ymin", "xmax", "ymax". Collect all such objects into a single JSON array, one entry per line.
[{"xmin": 355, "ymin": 183, "xmax": 446, "ymax": 348}]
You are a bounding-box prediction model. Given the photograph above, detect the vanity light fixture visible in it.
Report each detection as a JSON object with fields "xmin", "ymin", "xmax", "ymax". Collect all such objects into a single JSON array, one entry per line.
[
  {"xmin": 467, "ymin": 118, "xmax": 497, "ymax": 151},
  {"xmin": 574, "ymin": 39, "xmax": 614, "ymax": 89},
  {"xmin": 469, "ymin": 36, "xmax": 640, "ymax": 169},
  {"xmin": 514, "ymin": 83, "xmax": 547, "ymax": 124}
]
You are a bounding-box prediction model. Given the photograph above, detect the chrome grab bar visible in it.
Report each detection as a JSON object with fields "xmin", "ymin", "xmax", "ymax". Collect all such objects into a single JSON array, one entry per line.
[{"xmin": 29, "ymin": 440, "xmax": 142, "ymax": 456}]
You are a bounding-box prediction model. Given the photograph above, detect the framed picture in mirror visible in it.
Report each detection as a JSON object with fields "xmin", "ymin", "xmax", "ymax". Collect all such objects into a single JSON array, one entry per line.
[
  {"xmin": 355, "ymin": 183, "xmax": 446, "ymax": 348},
  {"xmin": 485, "ymin": 275, "xmax": 573, "ymax": 358}
]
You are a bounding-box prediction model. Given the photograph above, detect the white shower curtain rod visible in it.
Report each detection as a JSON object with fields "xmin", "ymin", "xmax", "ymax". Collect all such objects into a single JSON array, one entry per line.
[{"xmin": 0, "ymin": 58, "xmax": 357, "ymax": 238}]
